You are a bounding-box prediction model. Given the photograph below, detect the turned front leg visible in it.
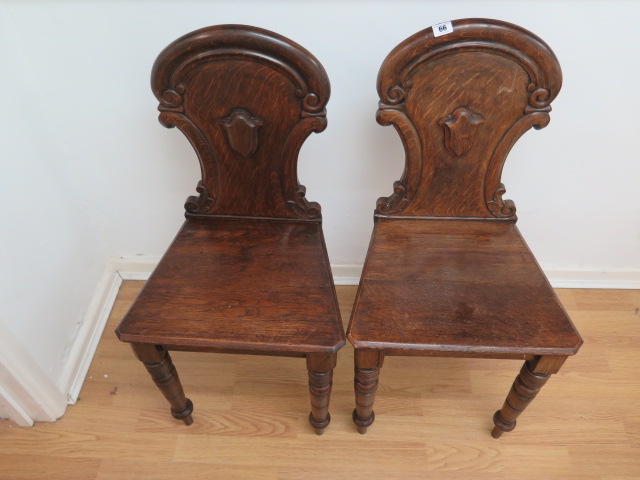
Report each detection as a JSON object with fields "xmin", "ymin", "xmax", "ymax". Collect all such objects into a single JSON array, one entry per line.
[
  {"xmin": 306, "ymin": 353, "xmax": 337, "ymax": 435},
  {"xmin": 492, "ymin": 355, "xmax": 567, "ymax": 438},
  {"xmin": 131, "ymin": 343, "xmax": 193, "ymax": 425},
  {"xmin": 353, "ymin": 349, "xmax": 384, "ymax": 434}
]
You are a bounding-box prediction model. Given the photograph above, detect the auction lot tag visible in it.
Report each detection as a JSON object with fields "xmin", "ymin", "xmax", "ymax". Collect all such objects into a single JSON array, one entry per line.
[{"xmin": 432, "ymin": 21, "xmax": 453, "ymax": 37}]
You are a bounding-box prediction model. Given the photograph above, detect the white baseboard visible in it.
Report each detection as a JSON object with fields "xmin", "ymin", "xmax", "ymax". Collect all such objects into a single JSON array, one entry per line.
[
  {"xmin": 0, "ymin": 384, "xmax": 34, "ymax": 426},
  {"xmin": 58, "ymin": 266, "xmax": 123, "ymax": 404},
  {"xmin": 330, "ymin": 264, "xmax": 363, "ymax": 285},
  {"xmin": 108, "ymin": 256, "xmax": 640, "ymax": 289},
  {"xmin": 111, "ymin": 255, "xmax": 161, "ymax": 280},
  {"xmin": 544, "ymin": 268, "xmax": 640, "ymax": 289},
  {"xmin": 58, "ymin": 257, "xmax": 157, "ymax": 406}
]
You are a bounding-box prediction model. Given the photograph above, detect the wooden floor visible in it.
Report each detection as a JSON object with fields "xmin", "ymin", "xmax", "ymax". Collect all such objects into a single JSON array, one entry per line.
[{"xmin": 0, "ymin": 283, "xmax": 638, "ymax": 479}]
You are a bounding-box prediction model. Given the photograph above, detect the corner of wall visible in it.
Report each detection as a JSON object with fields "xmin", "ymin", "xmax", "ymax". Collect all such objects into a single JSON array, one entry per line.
[
  {"xmin": 57, "ymin": 265, "xmax": 123, "ymax": 404},
  {"xmin": 0, "ymin": 322, "xmax": 68, "ymax": 424}
]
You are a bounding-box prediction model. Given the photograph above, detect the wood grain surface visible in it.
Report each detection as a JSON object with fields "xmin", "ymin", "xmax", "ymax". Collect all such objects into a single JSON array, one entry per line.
[
  {"xmin": 115, "ymin": 25, "xmax": 344, "ymax": 432},
  {"xmin": 151, "ymin": 24, "xmax": 329, "ymax": 219},
  {"xmin": 117, "ymin": 218, "xmax": 343, "ymax": 353},
  {"xmin": 0, "ymin": 282, "xmax": 638, "ymax": 479},
  {"xmin": 348, "ymin": 19, "xmax": 581, "ymax": 436},
  {"xmin": 349, "ymin": 219, "xmax": 581, "ymax": 356},
  {"xmin": 374, "ymin": 18, "xmax": 561, "ymax": 220}
]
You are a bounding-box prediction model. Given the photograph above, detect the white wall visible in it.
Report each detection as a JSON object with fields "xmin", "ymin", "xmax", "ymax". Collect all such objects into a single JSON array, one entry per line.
[
  {"xmin": 1, "ymin": 1, "xmax": 639, "ymax": 409},
  {"xmin": 0, "ymin": 4, "xmax": 108, "ymax": 389}
]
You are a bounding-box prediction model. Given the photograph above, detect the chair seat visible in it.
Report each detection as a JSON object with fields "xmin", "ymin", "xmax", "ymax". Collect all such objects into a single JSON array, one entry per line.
[
  {"xmin": 348, "ymin": 218, "xmax": 582, "ymax": 357},
  {"xmin": 117, "ymin": 217, "xmax": 345, "ymax": 355}
]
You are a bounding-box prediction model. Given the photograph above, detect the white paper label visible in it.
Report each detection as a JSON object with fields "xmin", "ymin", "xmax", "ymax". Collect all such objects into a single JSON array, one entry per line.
[{"xmin": 432, "ymin": 21, "xmax": 453, "ymax": 37}]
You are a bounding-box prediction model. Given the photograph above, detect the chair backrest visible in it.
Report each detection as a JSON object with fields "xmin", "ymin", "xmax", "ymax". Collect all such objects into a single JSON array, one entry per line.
[
  {"xmin": 151, "ymin": 25, "xmax": 330, "ymax": 220},
  {"xmin": 375, "ymin": 19, "xmax": 562, "ymax": 220}
]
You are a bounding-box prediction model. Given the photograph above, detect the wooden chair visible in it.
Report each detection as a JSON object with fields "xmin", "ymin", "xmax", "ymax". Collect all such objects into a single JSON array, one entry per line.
[
  {"xmin": 116, "ymin": 25, "xmax": 345, "ymax": 434},
  {"xmin": 347, "ymin": 19, "xmax": 582, "ymax": 438}
]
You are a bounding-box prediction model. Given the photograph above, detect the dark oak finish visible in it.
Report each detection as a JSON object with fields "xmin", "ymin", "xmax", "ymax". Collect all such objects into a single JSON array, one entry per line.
[
  {"xmin": 306, "ymin": 353, "xmax": 338, "ymax": 434},
  {"xmin": 131, "ymin": 343, "xmax": 194, "ymax": 425},
  {"xmin": 491, "ymin": 356, "xmax": 559, "ymax": 439},
  {"xmin": 116, "ymin": 25, "xmax": 345, "ymax": 434},
  {"xmin": 348, "ymin": 19, "xmax": 582, "ymax": 437},
  {"xmin": 118, "ymin": 219, "xmax": 343, "ymax": 354},
  {"xmin": 352, "ymin": 349, "xmax": 383, "ymax": 434}
]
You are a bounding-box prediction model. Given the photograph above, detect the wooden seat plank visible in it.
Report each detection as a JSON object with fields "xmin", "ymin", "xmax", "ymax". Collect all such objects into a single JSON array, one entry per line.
[
  {"xmin": 118, "ymin": 218, "xmax": 343, "ymax": 353},
  {"xmin": 350, "ymin": 219, "xmax": 581, "ymax": 356},
  {"xmin": 347, "ymin": 19, "xmax": 582, "ymax": 438},
  {"xmin": 116, "ymin": 25, "xmax": 344, "ymax": 434}
]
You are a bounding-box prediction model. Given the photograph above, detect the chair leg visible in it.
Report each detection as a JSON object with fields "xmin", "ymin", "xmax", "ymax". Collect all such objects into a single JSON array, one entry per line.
[
  {"xmin": 131, "ymin": 343, "xmax": 193, "ymax": 425},
  {"xmin": 353, "ymin": 349, "xmax": 384, "ymax": 434},
  {"xmin": 306, "ymin": 353, "xmax": 337, "ymax": 435},
  {"xmin": 492, "ymin": 355, "xmax": 567, "ymax": 438}
]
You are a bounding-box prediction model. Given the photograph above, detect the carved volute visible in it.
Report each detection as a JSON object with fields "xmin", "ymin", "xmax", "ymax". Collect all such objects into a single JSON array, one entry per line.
[
  {"xmin": 375, "ymin": 19, "xmax": 562, "ymax": 220},
  {"xmin": 151, "ymin": 25, "xmax": 330, "ymax": 219}
]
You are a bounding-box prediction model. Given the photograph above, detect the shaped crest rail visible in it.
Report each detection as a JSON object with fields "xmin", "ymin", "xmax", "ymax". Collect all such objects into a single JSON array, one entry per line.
[
  {"xmin": 375, "ymin": 19, "xmax": 562, "ymax": 220},
  {"xmin": 151, "ymin": 25, "xmax": 330, "ymax": 219}
]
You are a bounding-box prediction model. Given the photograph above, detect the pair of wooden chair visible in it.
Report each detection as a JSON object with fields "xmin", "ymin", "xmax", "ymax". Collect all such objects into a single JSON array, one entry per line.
[{"xmin": 116, "ymin": 19, "xmax": 582, "ymax": 438}]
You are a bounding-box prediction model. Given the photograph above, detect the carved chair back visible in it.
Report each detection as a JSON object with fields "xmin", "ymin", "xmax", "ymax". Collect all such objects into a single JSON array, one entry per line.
[
  {"xmin": 375, "ymin": 19, "xmax": 562, "ymax": 220},
  {"xmin": 151, "ymin": 25, "xmax": 330, "ymax": 220}
]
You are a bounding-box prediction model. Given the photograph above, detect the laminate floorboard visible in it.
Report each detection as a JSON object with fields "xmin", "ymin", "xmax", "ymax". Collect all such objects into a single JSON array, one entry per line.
[{"xmin": 0, "ymin": 283, "xmax": 638, "ymax": 479}]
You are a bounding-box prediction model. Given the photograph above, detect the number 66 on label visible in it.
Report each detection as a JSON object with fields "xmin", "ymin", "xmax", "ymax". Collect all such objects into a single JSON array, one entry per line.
[{"xmin": 432, "ymin": 21, "xmax": 454, "ymax": 37}]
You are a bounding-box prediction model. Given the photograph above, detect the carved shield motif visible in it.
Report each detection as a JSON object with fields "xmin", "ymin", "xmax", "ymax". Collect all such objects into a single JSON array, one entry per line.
[
  {"xmin": 438, "ymin": 106, "xmax": 485, "ymax": 157},
  {"xmin": 220, "ymin": 109, "xmax": 264, "ymax": 157}
]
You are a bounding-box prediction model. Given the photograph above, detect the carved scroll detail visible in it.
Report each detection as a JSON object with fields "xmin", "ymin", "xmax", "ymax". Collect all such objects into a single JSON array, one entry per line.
[
  {"xmin": 487, "ymin": 183, "xmax": 516, "ymax": 218},
  {"xmin": 151, "ymin": 25, "xmax": 330, "ymax": 219},
  {"xmin": 185, "ymin": 180, "xmax": 216, "ymax": 214},
  {"xmin": 526, "ymin": 84, "xmax": 552, "ymax": 113},
  {"xmin": 281, "ymin": 116, "xmax": 326, "ymax": 219},
  {"xmin": 158, "ymin": 111, "xmax": 219, "ymax": 215},
  {"xmin": 438, "ymin": 107, "xmax": 485, "ymax": 157},
  {"xmin": 385, "ymin": 80, "xmax": 413, "ymax": 105},
  {"xmin": 375, "ymin": 20, "xmax": 562, "ymax": 219},
  {"xmin": 158, "ymin": 84, "xmax": 186, "ymax": 111},
  {"xmin": 220, "ymin": 109, "xmax": 264, "ymax": 157},
  {"xmin": 378, "ymin": 20, "xmax": 562, "ymax": 109},
  {"xmin": 483, "ymin": 111, "xmax": 550, "ymax": 220},
  {"xmin": 287, "ymin": 185, "xmax": 321, "ymax": 220},
  {"xmin": 374, "ymin": 107, "xmax": 423, "ymax": 215},
  {"xmin": 376, "ymin": 181, "xmax": 409, "ymax": 215},
  {"xmin": 302, "ymin": 93, "xmax": 322, "ymax": 113}
]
